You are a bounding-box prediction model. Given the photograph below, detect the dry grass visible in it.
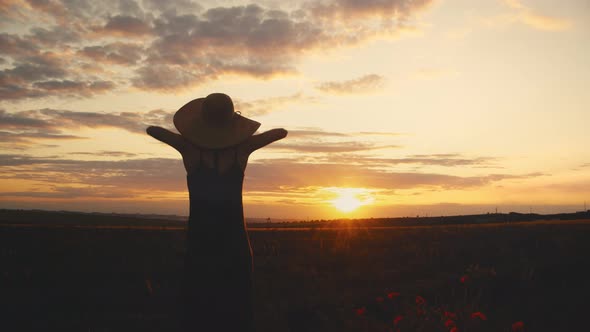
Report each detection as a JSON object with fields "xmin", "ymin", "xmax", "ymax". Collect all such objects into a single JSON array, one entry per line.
[{"xmin": 1, "ymin": 219, "xmax": 589, "ymax": 331}]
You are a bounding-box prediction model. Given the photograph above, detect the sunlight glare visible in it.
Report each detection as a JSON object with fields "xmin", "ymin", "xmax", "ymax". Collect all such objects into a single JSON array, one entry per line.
[{"xmin": 327, "ymin": 188, "xmax": 375, "ymax": 213}]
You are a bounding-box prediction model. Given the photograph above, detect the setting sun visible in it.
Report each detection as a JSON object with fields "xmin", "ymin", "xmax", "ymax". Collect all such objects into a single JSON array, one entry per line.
[
  {"xmin": 332, "ymin": 194, "xmax": 363, "ymax": 212},
  {"xmin": 327, "ymin": 188, "xmax": 375, "ymax": 213}
]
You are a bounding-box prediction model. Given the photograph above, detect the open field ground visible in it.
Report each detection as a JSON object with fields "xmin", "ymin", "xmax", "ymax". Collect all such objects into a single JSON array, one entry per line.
[{"xmin": 1, "ymin": 217, "xmax": 589, "ymax": 331}]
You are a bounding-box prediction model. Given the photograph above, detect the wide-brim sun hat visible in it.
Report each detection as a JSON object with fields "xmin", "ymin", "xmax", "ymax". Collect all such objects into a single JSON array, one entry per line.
[{"xmin": 174, "ymin": 93, "xmax": 260, "ymax": 149}]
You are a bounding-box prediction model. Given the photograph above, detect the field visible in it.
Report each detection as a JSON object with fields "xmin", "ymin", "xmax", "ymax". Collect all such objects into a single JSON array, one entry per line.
[{"xmin": 1, "ymin": 213, "xmax": 589, "ymax": 331}]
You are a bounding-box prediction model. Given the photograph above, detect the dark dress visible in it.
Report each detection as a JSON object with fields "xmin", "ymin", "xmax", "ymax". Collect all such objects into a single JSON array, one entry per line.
[{"xmin": 181, "ymin": 147, "xmax": 254, "ymax": 332}]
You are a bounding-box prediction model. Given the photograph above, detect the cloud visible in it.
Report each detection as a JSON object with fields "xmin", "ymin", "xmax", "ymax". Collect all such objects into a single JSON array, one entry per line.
[
  {"xmin": 100, "ymin": 15, "xmax": 152, "ymax": 36},
  {"xmin": 0, "ymin": 108, "xmax": 172, "ymax": 149},
  {"xmin": 0, "ymin": 107, "xmax": 403, "ymax": 151},
  {"xmin": 142, "ymin": 0, "xmax": 201, "ymax": 14},
  {"xmin": 0, "ymin": 130, "xmax": 85, "ymax": 148},
  {"xmin": 235, "ymin": 92, "xmax": 317, "ymax": 117},
  {"xmin": 28, "ymin": 26, "xmax": 81, "ymax": 47},
  {"xmin": 335, "ymin": 154, "xmax": 497, "ymax": 168},
  {"xmin": 0, "ymin": 51, "xmax": 118, "ymax": 100},
  {"xmin": 131, "ymin": 64, "xmax": 203, "ymax": 91},
  {"xmin": 70, "ymin": 150, "xmax": 139, "ymax": 158},
  {"xmin": 135, "ymin": 4, "xmax": 318, "ymax": 89},
  {"xmin": 310, "ymin": 0, "xmax": 434, "ymax": 20},
  {"xmin": 285, "ymin": 129, "xmax": 349, "ymax": 139},
  {"xmin": 267, "ymin": 141, "xmax": 399, "ymax": 153},
  {"xmin": 0, "ymin": 186, "xmax": 133, "ymax": 199},
  {"xmin": 0, "ymin": 0, "xmax": 31, "ymax": 23},
  {"xmin": 0, "ymin": 32, "xmax": 38, "ymax": 57},
  {"xmin": 0, "ymin": 109, "xmax": 49, "ymax": 129},
  {"xmin": 0, "ymin": 53, "xmax": 66, "ymax": 84},
  {"xmin": 316, "ymin": 74, "xmax": 386, "ymax": 94},
  {"xmin": 0, "ymin": 155, "xmax": 187, "ymax": 194},
  {"xmin": 499, "ymin": 0, "xmax": 572, "ymax": 31},
  {"xmin": 256, "ymin": 153, "xmax": 499, "ymax": 169},
  {"xmin": 32, "ymin": 80, "xmax": 115, "ymax": 96},
  {"xmin": 77, "ymin": 42, "xmax": 144, "ymax": 65},
  {"xmin": 260, "ymin": 129, "xmax": 402, "ymax": 139},
  {"xmin": 0, "ymin": 108, "xmax": 172, "ymax": 133},
  {"xmin": 246, "ymin": 160, "xmax": 541, "ymax": 192},
  {"xmin": 0, "ymin": 154, "xmax": 541, "ymax": 200},
  {"xmin": 0, "ymin": 0, "xmax": 433, "ymax": 98}
]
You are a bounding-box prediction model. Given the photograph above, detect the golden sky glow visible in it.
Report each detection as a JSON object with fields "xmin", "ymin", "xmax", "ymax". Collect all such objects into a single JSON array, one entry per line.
[{"xmin": 1, "ymin": 0, "xmax": 589, "ymax": 219}]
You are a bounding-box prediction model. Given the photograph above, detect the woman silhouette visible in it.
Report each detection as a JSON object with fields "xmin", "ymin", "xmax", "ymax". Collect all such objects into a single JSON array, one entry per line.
[{"xmin": 146, "ymin": 93, "xmax": 287, "ymax": 332}]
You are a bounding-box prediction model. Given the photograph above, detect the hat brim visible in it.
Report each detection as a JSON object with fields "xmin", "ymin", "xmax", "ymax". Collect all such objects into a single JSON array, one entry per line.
[{"xmin": 173, "ymin": 98, "xmax": 261, "ymax": 149}]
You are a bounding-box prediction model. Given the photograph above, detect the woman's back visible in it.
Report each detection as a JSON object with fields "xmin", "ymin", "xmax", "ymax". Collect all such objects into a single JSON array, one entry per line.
[
  {"xmin": 147, "ymin": 120, "xmax": 287, "ymax": 332},
  {"xmin": 183, "ymin": 144, "xmax": 254, "ymax": 331}
]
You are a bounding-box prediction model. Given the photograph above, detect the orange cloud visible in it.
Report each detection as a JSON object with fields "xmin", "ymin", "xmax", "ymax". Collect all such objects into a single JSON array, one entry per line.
[
  {"xmin": 501, "ymin": 0, "xmax": 572, "ymax": 31},
  {"xmin": 316, "ymin": 74, "xmax": 386, "ymax": 94},
  {"xmin": 235, "ymin": 93, "xmax": 317, "ymax": 117},
  {"xmin": 0, "ymin": 154, "xmax": 542, "ymax": 201}
]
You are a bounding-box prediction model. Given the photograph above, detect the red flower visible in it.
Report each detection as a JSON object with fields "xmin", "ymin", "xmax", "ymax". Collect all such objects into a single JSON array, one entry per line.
[
  {"xmin": 450, "ymin": 327, "xmax": 459, "ymax": 332},
  {"xmin": 460, "ymin": 275, "xmax": 469, "ymax": 284},
  {"xmin": 511, "ymin": 321, "xmax": 525, "ymax": 331},
  {"xmin": 471, "ymin": 312, "xmax": 487, "ymax": 321},
  {"xmin": 355, "ymin": 307, "xmax": 366, "ymax": 317},
  {"xmin": 387, "ymin": 292, "xmax": 400, "ymax": 299},
  {"xmin": 393, "ymin": 315, "xmax": 404, "ymax": 326},
  {"xmin": 415, "ymin": 295, "xmax": 426, "ymax": 305},
  {"xmin": 444, "ymin": 319, "xmax": 456, "ymax": 328},
  {"xmin": 376, "ymin": 296, "xmax": 384, "ymax": 303},
  {"xmin": 444, "ymin": 311, "xmax": 457, "ymax": 320}
]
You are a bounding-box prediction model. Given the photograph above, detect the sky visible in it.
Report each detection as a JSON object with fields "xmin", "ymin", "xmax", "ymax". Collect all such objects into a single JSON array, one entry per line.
[{"xmin": 1, "ymin": 0, "xmax": 589, "ymax": 219}]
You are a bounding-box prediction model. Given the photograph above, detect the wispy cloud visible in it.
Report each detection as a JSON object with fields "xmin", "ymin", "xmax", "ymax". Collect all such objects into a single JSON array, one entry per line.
[
  {"xmin": 0, "ymin": 154, "xmax": 541, "ymax": 200},
  {"xmin": 0, "ymin": 108, "xmax": 172, "ymax": 149},
  {"xmin": 235, "ymin": 92, "xmax": 317, "ymax": 117},
  {"xmin": 494, "ymin": 0, "xmax": 573, "ymax": 31},
  {"xmin": 256, "ymin": 153, "xmax": 499, "ymax": 168},
  {"xmin": 267, "ymin": 141, "xmax": 400, "ymax": 153},
  {"xmin": 70, "ymin": 151, "xmax": 140, "ymax": 158},
  {"xmin": 316, "ymin": 74, "xmax": 386, "ymax": 94}
]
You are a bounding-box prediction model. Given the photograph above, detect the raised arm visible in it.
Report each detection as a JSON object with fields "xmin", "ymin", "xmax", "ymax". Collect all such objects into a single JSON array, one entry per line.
[
  {"xmin": 245, "ymin": 128, "xmax": 288, "ymax": 153},
  {"xmin": 146, "ymin": 126, "xmax": 189, "ymax": 153}
]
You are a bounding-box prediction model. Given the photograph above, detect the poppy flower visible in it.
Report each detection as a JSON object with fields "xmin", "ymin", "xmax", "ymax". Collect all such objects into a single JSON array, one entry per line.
[
  {"xmin": 387, "ymin": 292, "xmax": 400, "ymax": 299},
  {"xmin": 444, "ymin": 311, "xmax": 457, "ymax": 320},
  {"xmin": 511, "ymin": 321, "xmax": 525, "ymax": 331},
  {"xmin": 416, "ymin": 295, "xmax": 426, "ymax": 305},
  {"xmin": 460, "ymin": 275, "xmax": 469, "ymax": 284},
  {"xmin": 355, "ymin": 307, "xmax": 367, "ymax": 317},
  {"xmin": 393, "ymin": 315, "xmax": 403, "ymax": 325},
  {"xmin": 444, "ymin": 319, "xmax": 456, "ymax": 328},
  {"xmin": 450, "ymin": 327, "xmax": 459, "ymax": 332},
  {"xmin": 471, "ymin": 312, "xmax": 487, "ymax": 320}
]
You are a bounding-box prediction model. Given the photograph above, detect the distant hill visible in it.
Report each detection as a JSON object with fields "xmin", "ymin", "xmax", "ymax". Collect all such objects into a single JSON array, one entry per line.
[{"xmin": 1, "ymin": 208, "xmax": 589, "ymax": 229}]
